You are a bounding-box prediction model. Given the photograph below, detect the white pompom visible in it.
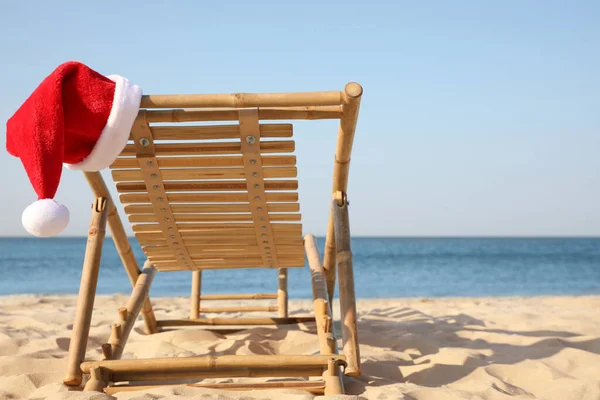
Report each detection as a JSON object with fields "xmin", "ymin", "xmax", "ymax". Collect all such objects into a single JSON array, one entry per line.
[{"xmin": 22, "ymin": 199, "xmax": 70, "ymax": 237}]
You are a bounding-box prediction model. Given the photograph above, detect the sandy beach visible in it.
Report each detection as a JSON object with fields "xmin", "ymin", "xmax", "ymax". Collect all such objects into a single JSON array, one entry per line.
[{"xmin": 0, "ymin": 295, "xmax": 599, "ymax": 399}]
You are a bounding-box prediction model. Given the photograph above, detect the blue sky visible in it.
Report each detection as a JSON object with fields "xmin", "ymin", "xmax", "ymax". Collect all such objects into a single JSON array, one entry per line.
[{"xmin": 1, "ymin": 1, "xmax": 599, "ymax": 237}]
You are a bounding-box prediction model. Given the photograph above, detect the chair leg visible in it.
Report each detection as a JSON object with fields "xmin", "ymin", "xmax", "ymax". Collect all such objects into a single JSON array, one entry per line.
[
  {"xmin": 83, "ymin": 366, "xmax": 109, "ymax": 392},
  {"xmin": 277, "ymin": 268, "xmax": 288, "ymax": 318},
  {"xmin": 305, "ymin": 235, "xmax": 337, "ymax": 356},
  {"xmin": 105, "ymin": 261, "xmax": 157, "ymax": 360},
  {"xmin": 333, "ymin": 192, "xmax": 361, "ymax": 377},
  {"xmin": 323, "ymin": 358, "xmax": 345, "ymax": 395},
  {"xmin": 190, "ymin": 270, "xmax": 202, "ymax": 319},
  {"xmin": 63, "ymin": 197, "xmax": 108, "ymax": 387}
]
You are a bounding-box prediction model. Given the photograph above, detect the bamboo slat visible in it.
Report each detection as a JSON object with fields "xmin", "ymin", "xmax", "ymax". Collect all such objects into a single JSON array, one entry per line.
[
  {"xmin": 145, "ymin": 251, "xmax": 304, "ymax": 260},
  {"xmin": 132, "ymin": 223, "xmax": 301, "ymax": 233},
  {"xmin": 120, "ymin": 141, "xmax": 294, "ymax": 156},
  {"xmin": 116, "ymin": 180, "xmax": 298, "ymax": 192},
  {"xmin": 143, "ymin": 244, "xmax": 303, "ymax": 253},
  {"xmin": 111, "ymin": 155, "xmax": 296, "ymax": 169},
  {"xmin": 147, "ymin": 254, "xmax": 304, "ymax": 263},
  {"xmin": 63, "ymin": 197, "xmax": 108, "ymax": 387},
  {"xmin": 129, "ymin": 213, "xmax": 301, "ymax": 223},
  {"xmin": 125, "ymin": 203, "xmax": 299, "ymax": 214},
  {"xmin": 134, "ymin": 234, "xmax": 303, "ymax": 246},
  {"xmin": 119, "ymin": 192, "xmax": 298, "ymax": 204},
  {"xmin": 112, "ymin": 167, "xmax": 297, "ymax": 182},
  {"xmin": 151, "ymin": 258, "xmax": 304, "ymax": 268},
  {"xmin": 149, "ymin": 256, "xmax": 304, "ymax": 265},
  {"xmin": 144, "ymin": 106, "xmax": 342, "ymax": 122},
  {"xmin": 145, "ymin": 123, "xmax": 292, "ymax": 140},
  {"xmin": 139, "ymin": 91, "xmax": 342, "ymax": 108},
  {"xmin": 153, "ymin": 262, "xmax": 303, "ymax": 271},
  {"xmin": 84, "ymin": 172, "xmax": 158, "ymax": 334}
]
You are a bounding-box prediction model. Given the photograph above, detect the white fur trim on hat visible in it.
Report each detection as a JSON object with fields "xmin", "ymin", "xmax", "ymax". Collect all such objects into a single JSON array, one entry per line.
[
  {"xmin": 22, "ymin": 199, "xmax": 70, "ymax": 237},
  {"xmin": 64, "ymin": 75, "xmax": 142, "ymax": 171}
]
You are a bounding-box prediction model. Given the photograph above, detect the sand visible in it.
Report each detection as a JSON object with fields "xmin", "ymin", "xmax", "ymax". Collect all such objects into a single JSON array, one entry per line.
[{"xmin": 0, "ymin": 294, "xmax": 599, "ymax": 399}]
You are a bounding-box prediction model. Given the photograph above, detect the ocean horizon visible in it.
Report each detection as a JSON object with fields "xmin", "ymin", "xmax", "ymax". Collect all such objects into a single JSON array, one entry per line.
[{"xmin": 1, "ymin": 237, "xmax": 599, "ymax": 299}]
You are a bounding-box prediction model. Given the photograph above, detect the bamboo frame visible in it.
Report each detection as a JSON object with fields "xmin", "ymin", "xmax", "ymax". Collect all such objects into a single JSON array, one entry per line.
[
  {"xmin": 63, "ymin": 197, "xmax": 108, "ymax": 387},
  {"xmin": 140, "ymin": 91, "xmax": 343, "ymax": 109},
  {"xmin": 84, "ymin": 172, "xmax": 158, "ymax": 334},
  {"xmin": 144, "ymin": 106, "xmax": 343, "ymax": 122},
  {"xmin": 71, "ymin": 83, "xmax": 362, "ymax": 395}
]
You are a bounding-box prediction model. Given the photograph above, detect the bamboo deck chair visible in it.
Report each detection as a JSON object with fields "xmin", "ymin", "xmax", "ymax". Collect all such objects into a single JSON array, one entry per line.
[{"xmin": 63, "ymin": 82, "xmax": 363, "ymax": 395}]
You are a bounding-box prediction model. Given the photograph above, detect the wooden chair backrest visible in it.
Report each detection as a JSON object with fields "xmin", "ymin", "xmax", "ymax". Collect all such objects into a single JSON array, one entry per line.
[{"xmin": 108, "ymin": 84, "xmax": 362, "ymax": 273}]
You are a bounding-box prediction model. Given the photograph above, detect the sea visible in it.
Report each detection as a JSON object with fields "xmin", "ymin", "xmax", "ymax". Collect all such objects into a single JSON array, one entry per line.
[{"xmin": 0, "ymin": 237, "xmax": 599, "ymax": 298}]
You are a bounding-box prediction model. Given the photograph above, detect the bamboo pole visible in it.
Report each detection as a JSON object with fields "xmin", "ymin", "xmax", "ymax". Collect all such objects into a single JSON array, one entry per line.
[
  {"xmin": 157, "ymin": 316, "xmax": 314, "ymax": 327},
  {"xmin": 323, "ymin": 83, "xmax": 362, "ymax": 304},
  {"xmin": 82, "ymin": 355, "xmax": 342, "ymax": 383},
  {"xmin": 277, "ymin": 268, "xmax": 288, "ymax": 318},
  {"xmin": 81, "ymin": 354, "xmax": 343, "ymax": 374},
  {"xmin": 305, "ymin": 235, "xmax": 328, "ymax": 302},
  {"xmin": 63, "ymin": 197, "xmax": 108, "ymax": 387},
  {"xmin": 104, "ymin": 380, "xmax": 326, "ymax": 395},
  {"xmin": 333, "ymin": 194, "xmax": 361, "ymax": 377},
  {"xmin": 305, "ymin": 234, "xmax": 337, "ymax": 355},
  {"xmin": 190, "ymin": 270, "xmax": 202, "ymax": 319},
  {"xmin": 84, "ymin": 172, "xmax": 158, "ymax": 334},
  {"xmin": 145, "ymin": 106, "xmax": 343, "ymax": 122},
  {"xmin": 107, "ymin": 261, "xmax": 157, "ymax": 360},
  {"xmin": 140, "ymin": 91, "xmax": 342, "ymax": 109}
]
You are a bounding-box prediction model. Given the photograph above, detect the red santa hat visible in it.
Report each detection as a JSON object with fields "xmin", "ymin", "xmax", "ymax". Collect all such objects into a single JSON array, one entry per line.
[{"xmin": 6, "ymin": 61, "xmax": 142, "ymax": 237}]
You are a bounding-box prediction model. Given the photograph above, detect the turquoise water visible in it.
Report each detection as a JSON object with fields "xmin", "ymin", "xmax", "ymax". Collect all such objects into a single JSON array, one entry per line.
[{"xmin": 0, "ymin": 237, "xmax": 598, "ymax": 298}]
